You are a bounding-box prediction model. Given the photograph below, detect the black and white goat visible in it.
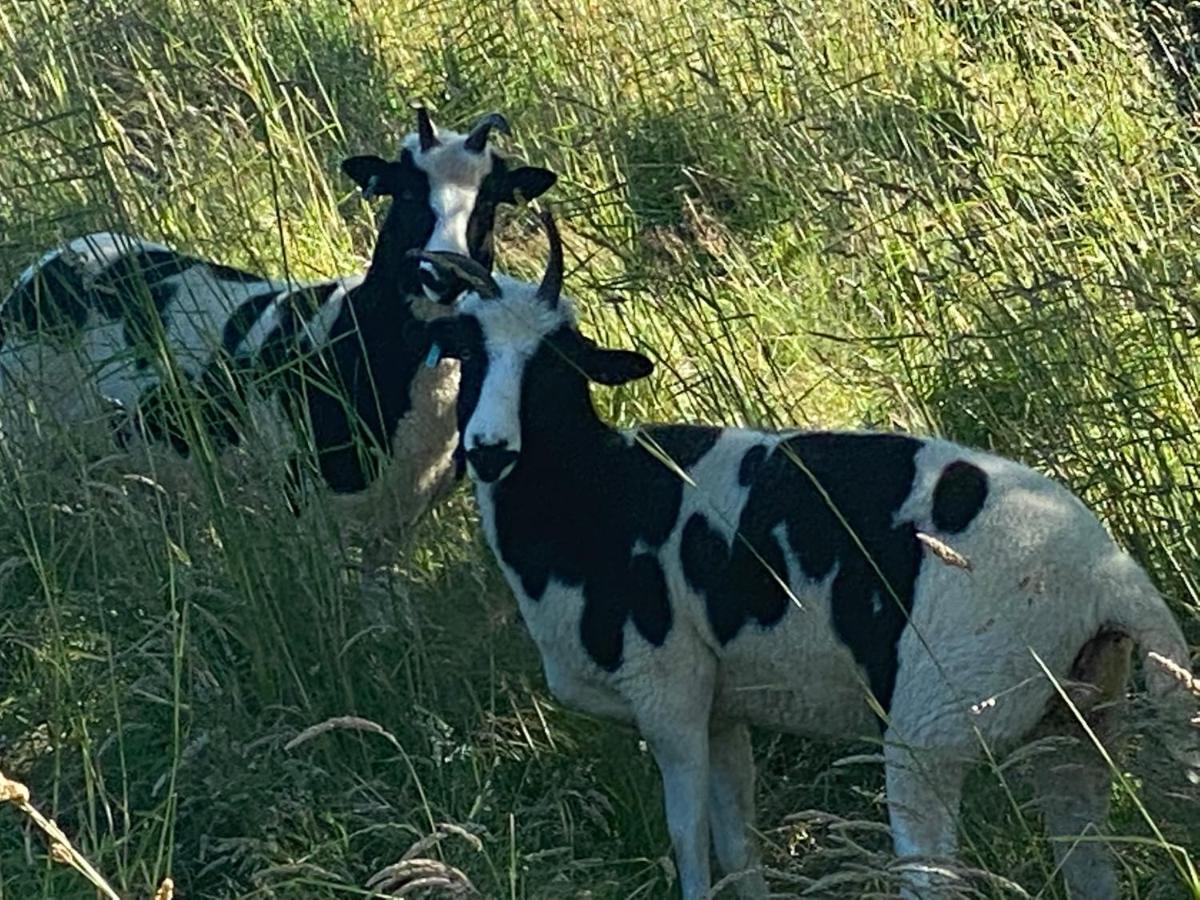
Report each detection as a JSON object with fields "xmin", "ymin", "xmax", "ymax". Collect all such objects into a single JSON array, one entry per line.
[
  {"xmin": 415, "ymin": 214, "xmax": 1199, "ymax": 900},
  {"xmin": 0, "ymin": 109, "xmax": 555, "ymax": 530}
]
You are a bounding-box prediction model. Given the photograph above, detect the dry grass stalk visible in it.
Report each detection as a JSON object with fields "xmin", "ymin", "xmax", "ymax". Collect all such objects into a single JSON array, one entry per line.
[
  {"xmin": 400, "ymin": 822, "xmax": 484, "ymax": 860},
  {"xmin": 284, "ymin": 715, "xmax": 404, "ymax": 752},
  {"xmin": 915, "ymin": 532, "xmax": 972, "ymax": 571},
  {"xmin": 367, "ymin": 822, "xmax": 482, "ymax": 897},
  {"xmin": 1147, "ymin": 652, "xmax": 1200, "ymax": 727},
  {"xmin": 0, "ymin": 769, "xmax": 124, "ymax": 900},
  {"xmin": 367, "ymin": 859, "xmax": 477, "ymax": 897},
  {"xmin": 707, "ymin": 866, "xmax": 769, "ymax": 896},
  {"xmin": 1148, "ymin": 652, "xmax": 1200, "ymax": 698}
]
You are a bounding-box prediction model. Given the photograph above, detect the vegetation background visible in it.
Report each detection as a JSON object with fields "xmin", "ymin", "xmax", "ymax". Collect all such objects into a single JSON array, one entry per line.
[{"xmin": 0, "ymin": 0, "xmax": 1198, "ymax": 896}]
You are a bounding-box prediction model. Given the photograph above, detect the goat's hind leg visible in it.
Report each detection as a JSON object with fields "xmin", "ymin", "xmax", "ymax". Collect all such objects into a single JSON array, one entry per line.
[
  {"xmin": 708, "ymin": 720, "xmax": 768, "ymax": 898},
  {"xmin": 1026, "ymin": 631, "xmax": 1130, "ymax": 900},
  {"xmin": 1028, "ymin": 743, "xmax": 1117, "ymax": 900},
  {"xmin": 635, "ymin": 666, "xmax": 716, "ymax": 900}
]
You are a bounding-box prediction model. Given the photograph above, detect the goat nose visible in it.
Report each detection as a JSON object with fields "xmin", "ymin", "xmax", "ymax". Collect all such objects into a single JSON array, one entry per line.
[{"xmin": 466, "ymin": 441, "xmax": 519, "ymax": 483}]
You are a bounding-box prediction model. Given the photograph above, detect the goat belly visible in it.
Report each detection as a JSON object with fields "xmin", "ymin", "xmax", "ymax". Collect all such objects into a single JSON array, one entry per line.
[{"xmin": 709, "ymin": 609, "xmax": 886, "ymax": 738}]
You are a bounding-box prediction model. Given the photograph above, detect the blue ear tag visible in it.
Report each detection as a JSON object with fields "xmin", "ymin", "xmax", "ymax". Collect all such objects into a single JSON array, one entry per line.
[{"xmin": 425, "ymin": 343, "xmax": 442, "ymax": 368}]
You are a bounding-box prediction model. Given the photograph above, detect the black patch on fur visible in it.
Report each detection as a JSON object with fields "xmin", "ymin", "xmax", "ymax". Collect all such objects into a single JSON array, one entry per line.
[
  {"xmin": 222, "ymin": 288, "xmax": 281, "ymax": 356},
  {"xmin": 931, "ymin": 460, "xmax": 988, "ymax": 534},
  {"xmin": 204, "ymin": 260, "xmax": 270, "ymax": 283},
  {"xmin": 628, "ymin": 553, "xmax": 672, "ymax": 647},
  {"xmin": 465, "ymin": 156, "xmax": 508, "ymax": 275},
  {"xmin": 3, "ymin": 143, "xmax": 552, "ymax": 499},
  {"xmin": 283, "ymin": 288, "xmax": 425, "ymax": 493},
  {"xmin": 435, "ymin": 316, "xmax": 486, "ymax": 478},
  {"xmin": 466, "ymin": 157, "xmax": 556, "ymax": 277},
  {"xmin": 739, "ymin": 443, "xmax": 767, "ymax": 486},
  {"xmin": 680, "ymin": 432, "xmax": 925, "ymax": 713},
  {"xmin": 255, "ymin": 285, "xmax": 331, "ymax": 373},
  {"xmin": 132, "ymin": 383, "xmax": 197, "ymax": 456},
  {"xmin": 93, "ymin": 250, "xmax": 193, "ymax": 360},
  {"xmin": 462, "ymin": 323, "xmax": 719, "ymax": 670},
  {"xmin": 2, "ymin": 246, "xmax": 192, "ymax": 342},
  {"xmin": 366, "ymin": 150, "xmax": 435, "ymax": 298},
  {"xmin": 639, "ymin": 423, "xmax": 720, "ymax": 471},
  {"xmin": 5, "ymin": 255, "xmax": 93, "ymax": 333}
]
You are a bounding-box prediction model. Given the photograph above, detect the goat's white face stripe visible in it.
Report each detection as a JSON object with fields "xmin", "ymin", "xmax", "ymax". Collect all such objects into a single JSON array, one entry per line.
[
  {"xmin": 426, "ymin": 181, "xmax": 483, "ymax": 256},
  {"xmin": 469, "ymin": 343, "xmax": 530, "ymax": 454},
  {"xmin": 401, "ymin": 132, "xmax": 497, "ymax": 298},
  {"xmin": 459, "ymin": 281, "xmax": 575, "ymax": 466}
]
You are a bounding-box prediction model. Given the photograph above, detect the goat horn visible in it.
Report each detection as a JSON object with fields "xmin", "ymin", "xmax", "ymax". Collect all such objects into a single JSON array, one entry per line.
[
  {"xmin": 406, "ymin": 249, "xmax": 502, "ymax": 299},
  {"xmin": 464, "ymin": 112, "xmax": 511, "ymax": 153},
  {"xmin": 536, "ymin": 211, "xmax": 563, "ymax": 308},
  {"xmin": 416, "ymin": 107, "xmax": 439, "ymax": 152}
]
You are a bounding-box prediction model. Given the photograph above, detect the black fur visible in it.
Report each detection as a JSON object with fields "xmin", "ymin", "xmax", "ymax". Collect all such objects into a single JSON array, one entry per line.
[
  {"xmin": 446, "ymin": 302, "xmax": 927, "ymax": 702},
  {"xmin": 453, "ymin": 322, "xmax": 717, "ymax": 670},
  {"xmin": 466, "ymin": 157, "xmax": 558, "ymax": 274},
  {"xmin": 254, "ymin": 285, "xmax": 335, "ymax": 374},
  {"xmin": 221, "ymin": 288, "xmax": 281, "ymax": 356},
  {"xmin": 4, "ymin": 254, "xmax": 93, "ymax": 333},
  {"xmin": 3, "ymin": 143, "xmax": 554, "ymax": 497},
  {"xmin": 931, "ymin": 460, "xmax": 989, "ymax": 534},
  {"xmin": 283, "ymin": 291, "xmax": 426, "ymax": 493},
  {"xmin": 738, "ymin": 444, "xmax": 767, "ymax": 486},
  {"xmin": 681, "ymin": 433, "xmax": 925, "ymax": 712}
]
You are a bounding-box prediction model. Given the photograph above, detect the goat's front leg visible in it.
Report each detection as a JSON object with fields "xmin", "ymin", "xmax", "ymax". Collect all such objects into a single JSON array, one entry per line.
[
  {"xmin": 883, "ymin": 737, "xmax": 967, "ymax": 900},
  {"xmin": 636, "ymin": 671, "xmax": 716, "ymax": 900}
]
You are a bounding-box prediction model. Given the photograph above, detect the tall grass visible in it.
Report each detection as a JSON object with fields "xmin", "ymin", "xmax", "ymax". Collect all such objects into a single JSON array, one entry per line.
[{"xmin": 0, "ymin": 0, "xmax": 1197, "ymax": 896}]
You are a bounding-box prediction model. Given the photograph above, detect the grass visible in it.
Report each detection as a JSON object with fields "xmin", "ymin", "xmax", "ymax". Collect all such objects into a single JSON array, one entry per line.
[{"xmin": 0, "ymin": 0, "xmax": 1198, "ymax": 896}]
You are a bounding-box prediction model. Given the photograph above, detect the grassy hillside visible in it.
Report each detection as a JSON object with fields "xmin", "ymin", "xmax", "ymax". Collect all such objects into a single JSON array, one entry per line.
[{"xmin": 1, "ymin": 0, "xmax": 1198, "ymax": 896}]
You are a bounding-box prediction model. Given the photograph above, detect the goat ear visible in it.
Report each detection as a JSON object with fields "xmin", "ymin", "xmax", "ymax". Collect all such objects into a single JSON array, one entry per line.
[
  {"xmin": 499, "ymin": 166, "xmax": 557, "ymax": 205},
  {"xmin": 579, "ymin": 346, "xmax": 654, "ymax": 385},
  {"xmin": 341, "ymin": 155, "xmax": 389, "ymax": 196}
]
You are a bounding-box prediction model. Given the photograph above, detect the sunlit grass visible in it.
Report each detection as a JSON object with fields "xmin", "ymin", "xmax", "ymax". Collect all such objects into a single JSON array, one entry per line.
[{"xmin": 0, "ymin": 0, "xmax": 1197, "ymax": 896}]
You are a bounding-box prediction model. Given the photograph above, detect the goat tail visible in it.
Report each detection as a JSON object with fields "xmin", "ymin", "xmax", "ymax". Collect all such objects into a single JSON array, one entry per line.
[
  {"xmin": 1097, "ymin": 550, "xmax": 1199, "ymax": 778},
  {"xmin": 1097, "ymin": 551, "xmax": 1193, "ymax": 701}
]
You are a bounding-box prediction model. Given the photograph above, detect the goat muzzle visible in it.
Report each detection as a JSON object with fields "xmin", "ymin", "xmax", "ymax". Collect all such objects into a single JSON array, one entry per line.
[{"xmin": 466, "ymin": 442, "xmax": 519, "ymax": 483}]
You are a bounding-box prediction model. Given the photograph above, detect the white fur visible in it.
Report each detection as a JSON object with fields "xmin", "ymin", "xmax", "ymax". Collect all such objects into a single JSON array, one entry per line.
[
  {"xmin": 460, "ymin": 278, "xmax": 1197, "ymax": 900},
  {"xmin": 404, "ymin": 129, "xmax": 497, "ymax": 300},
  {"xmin": 461, "ymin": 277, "xmax": 566, "ymax": 466},
  {"xmin": 160, "ymin": 265, "xmax": 294, "ymax": 377},
  {"xmin": 1, "ymin": 235, "xmax": 294, "ymax": 440},
  {"xmin": 8, "ymin": 232, "xmax": 172, "ymax": 295}
]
